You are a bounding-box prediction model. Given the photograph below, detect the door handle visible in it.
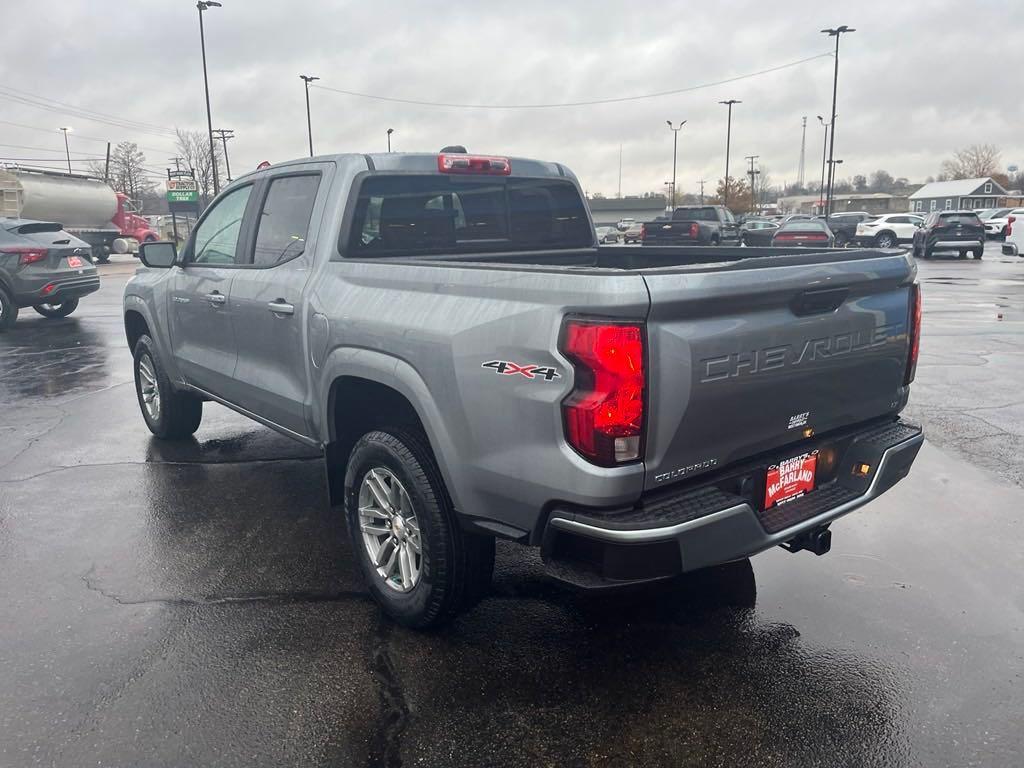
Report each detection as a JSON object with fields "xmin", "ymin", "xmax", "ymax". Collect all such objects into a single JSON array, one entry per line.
[
  {"xmin": 205, "ymin": 292, "xmax": 226, "ymax": 305},
  {"xmin": 268, "ymin": 300, "xmax": 295, "ymax": 315}
]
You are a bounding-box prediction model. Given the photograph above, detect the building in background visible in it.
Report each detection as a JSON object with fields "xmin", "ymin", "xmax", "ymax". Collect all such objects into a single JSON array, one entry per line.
[
  {"xmin": 908, "ymin": 177, "xmax": 1012, "ymax": 213},
  {"xmin": 777, "ymin": 192, "xmax": 910, "ymax": 215},
  {"xmin": 586, "ymin": 196, "xmax": 668, "ymax": 226}
]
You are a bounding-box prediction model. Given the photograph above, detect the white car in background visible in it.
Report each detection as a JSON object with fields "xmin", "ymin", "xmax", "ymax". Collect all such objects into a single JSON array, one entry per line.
[
  {"xmin": 981, "ymin": 208, "xmax": 1024, "ymax": 239},
  {"xmin": 854, "ymin": 213, "xmax": 925, "ymax": 248},
  {"xmin": 1003, "ymin": 211, "xmax": 1023, "ymax": 257}
]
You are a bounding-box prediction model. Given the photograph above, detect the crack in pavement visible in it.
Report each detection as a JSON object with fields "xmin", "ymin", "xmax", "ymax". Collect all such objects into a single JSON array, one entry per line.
[
  {"xmin": 366, "ymin": 618, "xmax": 410, "ymax": 768},
  {"xmin": 81, "ymin": 566, "xmax": 370, "ymax": 608}
]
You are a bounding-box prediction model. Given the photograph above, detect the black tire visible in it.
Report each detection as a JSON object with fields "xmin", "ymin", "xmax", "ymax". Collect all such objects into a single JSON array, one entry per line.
[
  {"xmin": 33, "ymin": 297, "xmax": 79, "ymax": 318},
  {"xmin": 834, "ymin": 232, "xmax": 849, "ymax": 248},
  {"xmin": 972, "ymin": 248, "xmax": 983, "ymax": 260},
  {"xmin": 875, "ymin": 231, "xmax": 897, "ymax": 248},
  {"xmin": 922, "ymin": 245, "xmax": 932, "ymax": 260},
  {"xmin": 345, "ymin": 429, "xmax": 494, "ymax": 629},
  {"xmin": 0, "ymin": 284, "xmax": 18, "ymax": 331},
  {"xmin": 132, "ymin": 334, "xmax": 202, "ymax": 439},
  {"xmin": 94, "ymin": 253, "xmax": 110, "ymax": 264}
]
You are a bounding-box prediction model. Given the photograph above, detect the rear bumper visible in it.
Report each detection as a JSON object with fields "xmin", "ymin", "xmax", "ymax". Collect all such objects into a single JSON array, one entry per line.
[
  {"xmin": 931, "ymin": 239, "xmax": 984, "ymax": 250},
  {"xmin": 1003, "ymin": 242, "xmax": 1020, "ymax": 257},
  {"xmin": 541, "ymin": 419, "xmax": 923, "ymax": 588},
  {"xmin": 14, "ymin": 276, "xmax": 100, "ymax": 308}
]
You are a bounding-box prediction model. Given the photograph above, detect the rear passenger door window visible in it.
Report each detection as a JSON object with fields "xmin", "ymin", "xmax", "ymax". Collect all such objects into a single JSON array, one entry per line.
[{"xmin": 249, "ymin": 174, "xmax": 321, "ymax": 267}]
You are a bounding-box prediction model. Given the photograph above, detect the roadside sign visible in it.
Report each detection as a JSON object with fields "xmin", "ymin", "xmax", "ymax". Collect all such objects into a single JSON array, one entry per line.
[{"xmin": 166, "ymin": 178, "xmax": 199, "ymax": 204}]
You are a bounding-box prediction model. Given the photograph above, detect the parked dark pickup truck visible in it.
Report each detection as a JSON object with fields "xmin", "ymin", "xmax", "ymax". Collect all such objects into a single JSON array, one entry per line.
[
  {"xmin": 642, "ymin": 205, "xmax": 741, "ymax": 246},
  {"xmin": 125, "ymin": 151, "xmax": 924, "ymax": 628}
]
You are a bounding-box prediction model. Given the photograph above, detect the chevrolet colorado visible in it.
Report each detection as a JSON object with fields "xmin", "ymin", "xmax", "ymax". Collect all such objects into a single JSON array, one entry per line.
[{"xmin": 124, "ymin": 151, "xmax": 924, "ymax": 628}]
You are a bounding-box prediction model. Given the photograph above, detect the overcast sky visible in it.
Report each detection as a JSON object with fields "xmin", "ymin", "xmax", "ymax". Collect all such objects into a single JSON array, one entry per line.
[{"xmin": 3, "ymin": 0, "xmax": 1022, "ymax": 197}]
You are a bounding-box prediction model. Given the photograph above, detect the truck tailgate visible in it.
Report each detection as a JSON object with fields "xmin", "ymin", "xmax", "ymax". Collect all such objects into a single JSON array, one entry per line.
[{"xmin": 641, "ymin": 252, "xmax": 915, "ymax": 491}]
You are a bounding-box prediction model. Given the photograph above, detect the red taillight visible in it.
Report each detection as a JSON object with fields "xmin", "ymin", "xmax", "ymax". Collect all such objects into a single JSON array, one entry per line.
[
  {"xmin": 1009, "ymin": 215, "xmax": 1016, "ymax": 236},
  {"xmin": 561, "ymin": 319, "xmax": 645, "ymax": 465},
  {"xmin": 1, "ymin": 246, "xmax": 48, "ymax": 265},
  {"xmin": 640, "ymin": 224, "xmax": 647, "ymax": 241},
  {"xmin": 689, "ymin": 222, "xmax": 699, "ymax": 238},
  {"xmin": 905, "ymin": 283, "xmax": 921, "ymax": 385},
  {"xmin": 41, "ymin": 282, "xmax": 56, "ymax": 296},
  {"xmin": 437, "ymin": 154, "xmax": 511, "ymax": 175}
]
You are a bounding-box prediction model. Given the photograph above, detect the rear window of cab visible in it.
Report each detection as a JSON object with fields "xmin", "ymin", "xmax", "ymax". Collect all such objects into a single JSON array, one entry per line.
[{"xmin": 344, "ymin": 175, "xmax": 592, "ymax": 257}]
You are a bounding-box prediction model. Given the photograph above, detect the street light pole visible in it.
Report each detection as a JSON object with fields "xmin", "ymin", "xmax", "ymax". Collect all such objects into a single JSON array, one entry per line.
[
  {"xmin": 719, "ymin": 100, "xmax": 741, "ymax": 208},
  {"xmin": 197, "ymin": 1, "xmax": 222, "ymax": 196},
  {"xmin": 212, "ymin": 129, "xmax": 234, "ymax": 182},
  {"xmin": 299, "ymin": 75, "xmax": 319, "ymax": 157},
  {"xmin": 817, "ymin": 115, "xmax": 829, "ymax": 214},
  {"xmin": 387, "ymin": 128, "xmax": 394, "ymax": 153},
  {"xmin": 666, "ymin": 120, "xmax": 686, "ymax": 209},
  {"xmin": 821, "ymin": 25, "xmax": 855, "ymax": 217},
  {"xmin": 59, "ymin": 127, "xmax": 72, "ymax": 173}
]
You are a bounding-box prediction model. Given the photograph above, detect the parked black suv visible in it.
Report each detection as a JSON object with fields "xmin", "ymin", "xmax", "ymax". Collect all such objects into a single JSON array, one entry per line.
[
  {"xmin": 0, "ymin": 219, "xmax": 99, "ymax": 330},
  {"xmin": 912, "ymin": 211, "xmax": 985, "ymax": 260},
  {"xmin": 819, "ymin": 211, "xmax": 872, "ymax": 247}
]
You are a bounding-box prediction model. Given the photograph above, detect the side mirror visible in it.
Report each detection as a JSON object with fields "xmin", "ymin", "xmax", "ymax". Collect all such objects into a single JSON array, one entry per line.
[{"xmin": 138, "ymin": 241, "xmax": 177, "ymax": 268}]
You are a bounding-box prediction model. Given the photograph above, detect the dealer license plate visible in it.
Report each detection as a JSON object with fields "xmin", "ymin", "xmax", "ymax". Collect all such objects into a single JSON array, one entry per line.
[
  {"xmin": 764, "ymin": 452, "xmax": 817, "ymax": 509},
  {"xmin": 67, "ymin": 256, "xmax": 84, "ymax": 268}
]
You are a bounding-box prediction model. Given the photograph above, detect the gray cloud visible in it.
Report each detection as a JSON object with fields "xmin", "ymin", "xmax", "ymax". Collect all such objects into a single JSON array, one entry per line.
[{"xmin": 3, "ymin": 0, "xmax": 1021, "ymax": 195}]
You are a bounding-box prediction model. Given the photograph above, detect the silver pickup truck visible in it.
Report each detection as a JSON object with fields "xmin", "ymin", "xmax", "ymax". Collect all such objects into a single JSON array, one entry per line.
[{"xmin": 125, "ymin": 151, "xmax": 924, "ymax": 628}]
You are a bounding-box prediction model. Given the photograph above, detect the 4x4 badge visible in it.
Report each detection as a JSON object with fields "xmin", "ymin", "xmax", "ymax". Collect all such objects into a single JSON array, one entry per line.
[{"xmin": 481, "ymin": 360, "xmax": 560, "ymax": 381}]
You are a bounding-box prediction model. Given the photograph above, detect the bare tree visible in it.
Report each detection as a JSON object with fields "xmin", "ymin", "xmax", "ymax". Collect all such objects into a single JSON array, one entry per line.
[
  {"xmin": 175, "ymin": 129, "xmax": 224, "ymax": 209},
  {"xmin": 869, "ymin": 169, "xmax": 895, "ymax": 192},
  {"xmin": 86, "ymin": 141, "xmax": 156, "ymax": 201},
  {"xmin": 940, "ymin": 144, "xmax": 1002, "ymax": 180}
]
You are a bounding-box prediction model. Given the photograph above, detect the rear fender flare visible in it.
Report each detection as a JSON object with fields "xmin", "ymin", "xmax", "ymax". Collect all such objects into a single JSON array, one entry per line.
[{"xmin": 317, "ymin": 348, "xmax": 464, "ymax": 510}]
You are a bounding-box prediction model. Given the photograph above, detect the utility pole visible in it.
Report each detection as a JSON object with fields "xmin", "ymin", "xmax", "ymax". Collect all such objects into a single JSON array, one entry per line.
[
  {"xmin": 698, "ymin": 179, "xmax": 706, "ymax": 205},
  {"xmin": 300, "ymin": 75, "xmax": 319, "ymax": 157},
  {"xmin": 821, "ymin": 25, "xmax": 855, "ymax": 217},
  {"xmin": 798, "ymin": 116, "xmax": 807, "ymax": 188},
  {"xmin": 212, "ymin": 129, "xmax": 234, "ymax": 182},
  {"xmin": 746, "ymin": 155, "xmax": 760, "ymax": 214},
  {"xmin": 666, "ymin": 120, "xmax": 685, "ymax": 209},
  {"xmin": 104, "ymin": 142, "xmax": 111, "ymax": 183},
  {"xmin": 197, "ymin": 1, "xmax": 222, "ymax": 195},
  {"xmin": 59, "ymin": 127, "xmax": 72, "ymax": 173},
  {"xmin": 169, "ymin": 156, "xmax": 184, "ymax": 172},
  {"xmin": 719, "ymin": 100, "xmax": 741, "ymax": 208},
  {"xmin": 617, "ymin": 143, "xmax": 622, "ymax": 199}
]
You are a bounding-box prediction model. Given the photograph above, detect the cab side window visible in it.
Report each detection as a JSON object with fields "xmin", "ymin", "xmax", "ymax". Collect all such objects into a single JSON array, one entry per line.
[
  {"xmin": 192, "ymin": 185, "xmax": 252, "ymax": 265},
  {"xmin": 250, "ymin": 175, "xmax": 321, "ymax": 267}
]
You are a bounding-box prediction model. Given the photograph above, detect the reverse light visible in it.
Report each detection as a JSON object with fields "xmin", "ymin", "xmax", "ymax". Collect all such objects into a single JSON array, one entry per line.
[
  {"xmin": 905, "ymin": 282, "xmax": 922, "ymax": 385},
  {"xmin": 561, "ymin": 319, "xmax": 645, "ymax": 465},
  {"xmin": 437, "ymin": 154, "xmax": 511, "ymax": 175},
  {"xmin": 1, "ymin": 246, "xmax": 48, "ymax": 266}
]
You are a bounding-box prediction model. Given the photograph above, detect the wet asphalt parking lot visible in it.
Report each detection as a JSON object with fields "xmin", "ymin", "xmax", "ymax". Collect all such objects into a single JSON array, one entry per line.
[{"xmin": 1, "ymin": 243, "xmax": 1023, "ymax": 767}]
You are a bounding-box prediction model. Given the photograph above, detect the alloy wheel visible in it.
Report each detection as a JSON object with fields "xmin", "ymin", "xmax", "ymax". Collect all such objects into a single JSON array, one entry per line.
[
  {"xmin": 138, "ymin": 354, "xmax": 162, "ymax": 422},
  {"xmin": 358, "ymin": 467, "xmax": 422, "ymax": 592}
]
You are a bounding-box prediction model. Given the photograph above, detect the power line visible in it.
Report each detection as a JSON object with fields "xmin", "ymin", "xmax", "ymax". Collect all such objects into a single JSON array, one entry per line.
[
  {"xmin": 310, "ymin": 52, "xmax": 833, "ymax": 109},
  {"xmin": 0, "ymin": 142, "xmax": 106, "ymax": 156},
  {"xmin": 0, "ymin": 84, "xmax": 176, "ymax": 135},
  {"xmin": 0, "ymin": 119, "xmax": 176, "ymax": 156}
]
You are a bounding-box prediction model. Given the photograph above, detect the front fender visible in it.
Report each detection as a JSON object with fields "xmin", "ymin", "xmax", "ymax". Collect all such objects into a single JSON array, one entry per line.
[{"xmin": 123, "ymin": 292, "xmax": 184, "ymax": 386}]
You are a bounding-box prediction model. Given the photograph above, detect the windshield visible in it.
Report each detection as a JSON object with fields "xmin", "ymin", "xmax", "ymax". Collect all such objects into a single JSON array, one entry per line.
[{"xmin": 345, "ymin": 175, "xmax": 592, "ymax": 257}]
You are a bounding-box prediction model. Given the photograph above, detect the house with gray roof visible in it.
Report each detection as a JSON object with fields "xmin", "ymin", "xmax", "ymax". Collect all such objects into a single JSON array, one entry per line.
[{"xmin": 908, "ymin": 177, "xmax": 1008, "ymax": 214}]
